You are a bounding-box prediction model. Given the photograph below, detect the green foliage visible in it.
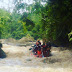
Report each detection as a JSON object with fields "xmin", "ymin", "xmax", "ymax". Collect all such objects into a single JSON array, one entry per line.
[
  {"xmin": 0, "ymin": 9, "xmax": 26, "ymax": 39},
  {"xmin": 0, "ymin": 9, "xmax": 10, "ymax": 38},
  {"xmin": 28, "ymin": 13, "xmax": 42, "ymax": 39},
  {"xmin": 0, "ymin": 0, "xmax": 72, "ymax": 46},
  {"xmin": 68, "ymin": 31, "xmax": 72, "ymax": 41},
  {"xmin": 9, "ymin": 13, "xmax": 26, "ymax": 39},
  {"xmin": 41, "ymin": 0, "xmax": 72, "ymax": 45}
]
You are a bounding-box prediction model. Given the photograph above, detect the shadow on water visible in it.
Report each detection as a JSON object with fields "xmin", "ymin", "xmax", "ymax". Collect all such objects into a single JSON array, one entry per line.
[{"xmin": 0, "ymin": 48, "xmax": 6, "ymax": 58}]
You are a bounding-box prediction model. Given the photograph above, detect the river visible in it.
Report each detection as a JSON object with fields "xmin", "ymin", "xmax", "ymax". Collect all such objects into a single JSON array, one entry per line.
[{"xmin": 0, "ymin": 44, "xmax": 72, "ymax": 72}]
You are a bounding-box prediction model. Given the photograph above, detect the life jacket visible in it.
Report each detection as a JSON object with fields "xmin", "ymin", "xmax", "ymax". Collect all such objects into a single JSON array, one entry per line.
[
  {"xmin": 37, "ymin": 46, "xmax": 42, "ymax": 56},
  {"xmin": 37, "ymin": 50, "xmax": 42, "ymax": 55}
]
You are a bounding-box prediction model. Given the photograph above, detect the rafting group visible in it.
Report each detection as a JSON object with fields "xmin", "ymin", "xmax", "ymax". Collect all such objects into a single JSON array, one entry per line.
[{"xmin": 30, "ymin": 39, "xmax": 51, "ymax": 57}]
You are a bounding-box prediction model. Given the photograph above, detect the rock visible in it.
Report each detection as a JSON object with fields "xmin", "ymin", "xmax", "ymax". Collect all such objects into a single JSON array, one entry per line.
[{"xmin": 0, "ymin": 43, "xmax": 2, "ymax": 48}]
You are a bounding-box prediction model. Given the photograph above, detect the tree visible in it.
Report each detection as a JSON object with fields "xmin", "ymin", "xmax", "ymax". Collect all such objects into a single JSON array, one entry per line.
[
  {"xmin": 0, "ymin": 9, "xmax": 10, "ymax": 38},
  {"xmin": 41, "ymin": 0, "xmax": 72, "ymax": 46}
]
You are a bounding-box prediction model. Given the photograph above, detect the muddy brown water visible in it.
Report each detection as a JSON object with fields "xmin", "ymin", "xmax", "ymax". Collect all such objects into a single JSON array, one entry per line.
[{"xmin": 0, "ymin": 44, "xmax": 72, "ymax": 72}]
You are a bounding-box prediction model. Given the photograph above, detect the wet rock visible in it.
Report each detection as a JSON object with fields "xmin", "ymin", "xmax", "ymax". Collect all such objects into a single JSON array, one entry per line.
[
  {"xmin": 0, "ymin": 43, "xmax": 2, "ymax": 48},
  {"xmin": 0, "ymin": 48, "xmax": 6, "ymax": 58}
]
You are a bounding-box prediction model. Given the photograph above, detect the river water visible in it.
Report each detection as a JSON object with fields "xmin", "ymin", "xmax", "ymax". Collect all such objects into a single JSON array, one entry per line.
[{"xmin": 0, "ymin": 44, "xmax": 72, "ymax": 72}]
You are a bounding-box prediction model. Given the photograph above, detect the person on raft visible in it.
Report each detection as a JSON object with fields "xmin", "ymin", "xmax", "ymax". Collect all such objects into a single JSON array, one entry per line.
[
  {"xmin": 32, "ymin": 39, "xmax": 42, "ymax": 57},
  {"xmin": 42, "ymin": 41, "xmax": 51, "ymax": 57},
  {"xmin": 36, "ymin": 40, "xmax": 42, "ymax": 57}
]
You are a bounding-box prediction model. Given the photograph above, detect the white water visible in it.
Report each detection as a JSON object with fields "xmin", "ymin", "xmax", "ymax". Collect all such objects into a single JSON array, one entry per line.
[{"xmin": 0, "ymin": 44, "xmax": 72, "ymax": 72}]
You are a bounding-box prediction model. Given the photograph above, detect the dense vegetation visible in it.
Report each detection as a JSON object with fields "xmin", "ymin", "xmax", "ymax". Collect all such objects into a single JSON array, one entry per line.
[{"xmin": 0, "ymin": 0, "xmax": 72, "ymax": 46}]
